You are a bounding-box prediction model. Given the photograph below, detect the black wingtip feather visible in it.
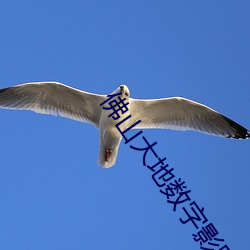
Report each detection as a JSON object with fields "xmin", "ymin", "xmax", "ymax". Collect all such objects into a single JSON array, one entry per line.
[
  {"xmin": 222, "ymin": 115, "xmax": 249, "ymax": 139},
  {"xmin": 0, "ymin": 88, "xmax": 8, "ymax": 94}
]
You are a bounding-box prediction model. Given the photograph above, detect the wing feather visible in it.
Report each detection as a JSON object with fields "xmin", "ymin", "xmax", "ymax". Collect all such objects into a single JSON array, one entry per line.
[
  {"xmin": 130, "ymin": 97, "xmax": 249, "ymax": 139},
  {"xmin": 0, "ymin": 82, "xmax": 106, "ymax": 127}
]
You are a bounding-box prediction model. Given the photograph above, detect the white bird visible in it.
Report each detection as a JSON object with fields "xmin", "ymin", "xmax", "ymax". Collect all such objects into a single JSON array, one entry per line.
[{"xmin": 0, "ymin": 82, "xmax": 249, "ymax": 168}]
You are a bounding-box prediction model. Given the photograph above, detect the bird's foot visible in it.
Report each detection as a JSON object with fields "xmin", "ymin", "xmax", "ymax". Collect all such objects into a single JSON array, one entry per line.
[{"xmin": 105, "ymin": 149, "xmax": 112, "ymax": 162}]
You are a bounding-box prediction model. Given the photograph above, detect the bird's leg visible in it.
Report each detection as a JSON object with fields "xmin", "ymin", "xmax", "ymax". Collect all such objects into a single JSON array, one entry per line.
[{"xmin": 105, "ymin": 149, "xmax": 112, "ymax": 162}]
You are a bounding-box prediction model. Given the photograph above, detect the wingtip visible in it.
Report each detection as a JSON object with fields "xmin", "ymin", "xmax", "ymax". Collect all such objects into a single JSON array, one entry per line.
[
  {"xmin": 0, "ymin": 88, "xmax": 8, "ymax": 94},
  {"xmin": 247, "ymin": 131, "xmax": 250, "ymax": 139},
  {"xmin": 222, "ymin": 115, "xmax": 250, "ymax": 139},
  {"xmin": 227, "ymin": 130, "xmax": 250, "ymax": 140},
  {"xmin": 228, "ymin": 130, "xmax": 250, "ymax": 139}
]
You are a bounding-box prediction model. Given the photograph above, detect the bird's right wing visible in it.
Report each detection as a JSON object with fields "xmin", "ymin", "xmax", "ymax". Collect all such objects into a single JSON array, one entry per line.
[
  {"xmin": 0, "ymin": 82, "xmax": 106, "ymax": 127},
  {"xmin": 130, "ymin": 97, "xmax": 249, "ymax": 139}
]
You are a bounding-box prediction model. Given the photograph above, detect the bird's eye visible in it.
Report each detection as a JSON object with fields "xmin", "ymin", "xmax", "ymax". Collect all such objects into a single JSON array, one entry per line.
[{"xmin": 125, "ymin": 92, "xmax": 129, "ymax": 96}]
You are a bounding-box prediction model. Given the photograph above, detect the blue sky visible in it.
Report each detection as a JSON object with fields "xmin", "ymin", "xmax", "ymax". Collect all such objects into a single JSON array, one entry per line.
[{"xmin": 0, "ymin": 1, "xmax": 249, "ymax": 249}]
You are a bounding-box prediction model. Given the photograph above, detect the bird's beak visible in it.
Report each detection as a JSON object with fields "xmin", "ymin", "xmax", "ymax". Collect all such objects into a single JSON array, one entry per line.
[{"xmin": 120, "ymin": 85, "xmax": 124, "ymax": 93}]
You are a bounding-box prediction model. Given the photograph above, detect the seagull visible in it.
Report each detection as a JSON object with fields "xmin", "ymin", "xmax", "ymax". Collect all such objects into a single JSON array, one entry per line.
[{"xmin": 0, "ymin": 82, "xmax": 249, "ymax": 168}]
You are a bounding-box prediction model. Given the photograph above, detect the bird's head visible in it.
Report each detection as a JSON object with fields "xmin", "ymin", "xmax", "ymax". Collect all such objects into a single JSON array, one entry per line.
[
  {"xmin": 111, "ymin": 84, "xmax": 130, "ymax": 98},
  {"xmin": 120, "ymin": 84, "xmax": 130, "ymax": 98}
]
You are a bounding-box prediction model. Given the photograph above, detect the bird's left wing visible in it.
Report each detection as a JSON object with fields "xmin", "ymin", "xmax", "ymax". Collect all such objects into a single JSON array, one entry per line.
[
  {"xmin": 0, "ymin": 82, "xmax": 106, "ymax": 127},
  {"xmin": 130, "ymin": 97, "xmax": 249, "ymax": 139}
]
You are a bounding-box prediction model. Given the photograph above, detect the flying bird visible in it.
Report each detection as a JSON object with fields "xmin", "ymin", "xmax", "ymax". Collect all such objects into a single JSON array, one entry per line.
[{"xmin": 0, "ymin": 82, "xmax": 249, "ymax": 168}]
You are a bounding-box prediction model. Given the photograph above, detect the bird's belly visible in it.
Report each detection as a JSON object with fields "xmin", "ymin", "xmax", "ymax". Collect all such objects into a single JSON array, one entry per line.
[
  {"xmin": 99, "ymin": 109, "xmax": 131, "ymax": 146},
  {"xmin": 99, "ymin": 108, "xmax": 131, "ymax": 131}
]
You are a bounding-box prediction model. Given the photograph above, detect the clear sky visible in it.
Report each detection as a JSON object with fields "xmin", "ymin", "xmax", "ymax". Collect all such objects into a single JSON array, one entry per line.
[{"xmin": 0, "ymin": 1, "xmax": 249, "ymax": 249}]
